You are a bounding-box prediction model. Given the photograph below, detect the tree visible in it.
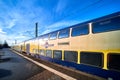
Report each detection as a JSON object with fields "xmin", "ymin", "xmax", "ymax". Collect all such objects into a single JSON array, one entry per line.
[
  {"xmin": 0, "ymin": 40, "xmax": 3, "ymax": 49},
  {"xmin": 0, "ymin": 44, "xmax": 3, "ymax": 49},
  {"xmin": 3, "ymin": 40, "xmax": 9, "ymax": 48}
]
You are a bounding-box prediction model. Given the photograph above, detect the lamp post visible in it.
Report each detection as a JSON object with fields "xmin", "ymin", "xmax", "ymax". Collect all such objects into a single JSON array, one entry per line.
[{"xmin": 35, "ymin": 22, "xmax": 38, "ymax": 38}]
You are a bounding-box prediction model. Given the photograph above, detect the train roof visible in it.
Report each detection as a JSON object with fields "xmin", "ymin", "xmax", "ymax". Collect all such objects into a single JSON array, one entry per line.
[{"xmin": 25, "ymin": 11, "xmax": 120, "ymax": 42}]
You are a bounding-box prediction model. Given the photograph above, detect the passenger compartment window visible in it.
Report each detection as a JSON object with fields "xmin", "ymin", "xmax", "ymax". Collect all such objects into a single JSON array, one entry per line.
[
  {"xmin": 71, "ymin": 24, "xmax": 89, "ymax": 37},
  {"xmin": 64, "ymin": 51, "xmax": 78, "ymax": 63},
  {"xmin": 43, "ymin": 34, "xmax": 49, "ymax": 40},
  {"xmin": 53, "ymin": 50, "xmax": 62, "ymax": 60},
  {"xmin": 33, "ymin": 49, "xmax": 38, "ymax": 54},
  {"xmin": 107, "ymin": 53, "xmax": 120, "ymax": 71},
  {"xmin": 80, "ymin": 52, "xmax": 103, "ymax": 67},
  {"xmin": 39, "ymin": 49, "xmax": 45, "ymax": 56},
  {"xmin": 46, "ymin": 50, "xmax": 52, "ymax": 58},
  {"xmin": 92, "ymin": 16, "xmax": 120, "ymax": 33},
  {"xmin": 58, "ymin": 29, "xmax": 70, "ymax": 39},
  {"xmin": 50, "ymin": 32, "xmax": 58, "ymax": 40}
]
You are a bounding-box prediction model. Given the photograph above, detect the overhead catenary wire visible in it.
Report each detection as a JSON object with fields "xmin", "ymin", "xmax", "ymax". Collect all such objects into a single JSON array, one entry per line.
[{"xmin": 54, "ymin": 0, "xmax": 102, "ymax": 22}]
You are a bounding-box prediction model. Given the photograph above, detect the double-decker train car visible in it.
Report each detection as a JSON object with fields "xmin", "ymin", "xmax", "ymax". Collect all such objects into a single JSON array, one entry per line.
[{"xmin": 13, "ymin": 12, "xmax": 120, "ymax": 80}]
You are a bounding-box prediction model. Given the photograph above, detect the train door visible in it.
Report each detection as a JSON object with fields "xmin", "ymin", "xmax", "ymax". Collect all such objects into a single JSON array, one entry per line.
[
  {"xmin": 21, "ymin": 45, "xmax": 22, "ymax": 52},
  {"xmin": 26, "ymin": 44, "xmax": 30, "ymax": 54},
  {"xmin": 21, "ymin": 45, "xmax": 24, "ymax": 52}
]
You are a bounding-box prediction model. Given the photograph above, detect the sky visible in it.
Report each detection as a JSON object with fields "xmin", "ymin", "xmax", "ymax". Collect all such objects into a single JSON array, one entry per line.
[{"xmin": 0, "ymin": 0, "xmax": 120, "ymax": 46}]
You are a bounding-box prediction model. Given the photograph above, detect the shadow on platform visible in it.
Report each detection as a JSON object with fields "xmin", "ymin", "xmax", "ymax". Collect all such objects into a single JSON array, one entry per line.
[
  {"xmin": 0, "ymin": 58, "xmax": 11, "ymax": 63},
  {"xmin": 0, "ymin": 69, "xmax": 12, "ymax": 78}
]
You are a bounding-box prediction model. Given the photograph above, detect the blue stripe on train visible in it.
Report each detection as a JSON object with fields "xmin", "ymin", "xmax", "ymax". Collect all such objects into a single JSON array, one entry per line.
[{"xmin": 38, "ymin": 55, "xmax": 120, "ymax": 80}]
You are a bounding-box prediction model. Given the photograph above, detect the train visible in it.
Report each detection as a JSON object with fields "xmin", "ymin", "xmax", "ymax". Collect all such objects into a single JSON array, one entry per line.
[{"xmin": 12, "ymin": 12, "xmax": 120, "ymax": 80}]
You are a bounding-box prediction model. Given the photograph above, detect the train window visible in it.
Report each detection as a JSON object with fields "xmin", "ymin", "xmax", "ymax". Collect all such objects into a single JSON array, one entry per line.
[
  {"xmin": 39, "ymin": 49, "xmax": 45, "ymax": 56},
  {"xmin": 71, "ymin": 24, "xmax": 89, "ymax": 37},
  {"xmin": 107, "ymin": 53, "xmax": 120, "ymax": 71},
  {"xmin": 43, "ymin": 34, "xmax": 49, "ymax": 40},
  {"xmin": 50, "ymin": 32, "xmax": 58, "ymax": 40},
  {"xmin": 58, "ymin": 29, "xmax": 70, "ymax": 39},
  {"xmin": 53, "ymin": 50, "xmax": 62, "ymax": 60},
  {"xmin": 92, "ymin": 16, "xmax": 120, "ymax": 33},
  {"xmin": 36, "ymin": 49, "xmax": 39, "ymax": 54},
  {"xmin": 34, "ymin": 49, "xmax": 38, "ymax": 54},
  {"xmin": 46, "ymin": 50, "xmax": 52, "ymax": 58},
  {"xmin": 80, "ymin": 52, "xmax": 103, "ymax": 67},
  {"xmin": 64, "ymin": 51, "xmax": 78, "ymax": 63},
  {"xmin": 39, "ymin": 35, "xmax": 43, "ymax": 40}
]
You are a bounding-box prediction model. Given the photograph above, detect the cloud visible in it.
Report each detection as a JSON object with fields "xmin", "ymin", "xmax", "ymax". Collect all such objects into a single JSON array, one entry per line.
[
  {"xmin": 55, "ymin": 0, "xmax": 67, "ymax": 14},
  {"xmin": 0, "ymin": 28, "xmax": 7, "ymax": 44},
  {"xmin": 0, "ymin": 0, "xmax": 47, "ymax": 45},
  {"xmin": 22, "ymin": 31, "xmax": 35, "ymax": 38},
  {"xmin": 14, "ymin": 35, "xmax": 28, "ymax": 39},
  {"xmin": 6, "ymin": 19, "xmax": 17, "ymax": 29},
  {"xmin": 4, "ymin": 34, "xmax": 30, "ymax": 46},
  {"xmin": 40, "ymin": 20, "xmax": 80, "ymax": 35},
  {"xmin": 0, "ymin": 12, "xmax": 17, "ymax": 29},
  {"xmin": 0, "ymin": 28, "xmax": 6, "ymax": 34},
  {"xmin": 48, "ymin": 20, "xmax": 80, "ymax": 29}
]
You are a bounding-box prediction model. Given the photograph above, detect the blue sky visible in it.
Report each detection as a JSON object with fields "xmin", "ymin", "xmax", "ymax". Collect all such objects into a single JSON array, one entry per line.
[{"xmin": 0, "ymin": 0, "xmax": 120, "ymax": 45}]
